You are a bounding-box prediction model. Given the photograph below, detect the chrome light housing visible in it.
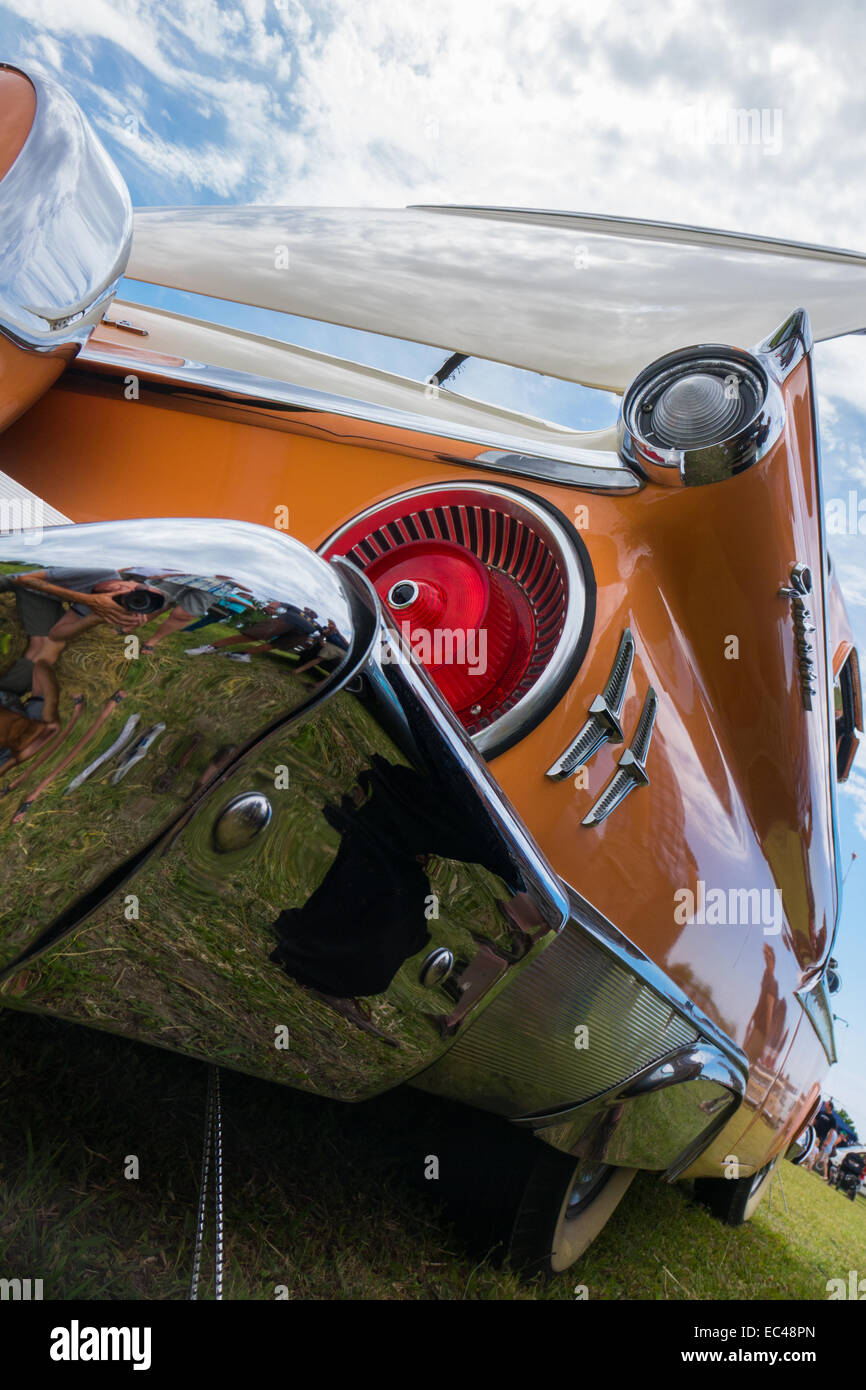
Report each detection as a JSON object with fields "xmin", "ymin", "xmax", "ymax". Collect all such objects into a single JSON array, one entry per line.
[
  {"xmin": 0, "ymin": 63, "xmax": 133, "ymax": 355},
  {"xmin": 618, "ymin": 343, "xmax": 784, "ymax": 487}
]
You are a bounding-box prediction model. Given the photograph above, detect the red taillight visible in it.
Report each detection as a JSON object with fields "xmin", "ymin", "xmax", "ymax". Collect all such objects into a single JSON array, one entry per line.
[{"xmin": 322, "ymin": 484, "xmax": 573, "ymax": 740}]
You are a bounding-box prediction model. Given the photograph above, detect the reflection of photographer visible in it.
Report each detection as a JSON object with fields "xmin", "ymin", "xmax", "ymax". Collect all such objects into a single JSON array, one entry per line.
[
  {"xmin": 0, "ymin": 567, "xmax": 160, "ymax": 636},
  {"xmin": 112, "ymin": 587, "xmax": 166, "ymax": 616},
  {"xmin": 0, "ymin": 568, "xmax": 165, "ymax": 708},
  {"xmin": 805, "ymin": 1098, "xmax": 840, "ymax": 1176}
]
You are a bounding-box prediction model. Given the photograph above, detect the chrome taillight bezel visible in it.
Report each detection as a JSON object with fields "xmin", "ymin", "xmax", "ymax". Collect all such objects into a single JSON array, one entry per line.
[{"xmin": 320, "ymin": 481, "xmax": 596, "ymax": 759}]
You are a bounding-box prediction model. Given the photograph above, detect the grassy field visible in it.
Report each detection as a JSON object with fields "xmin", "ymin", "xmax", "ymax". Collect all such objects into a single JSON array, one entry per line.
[{"xmin": 1, "ymin": 1009, "xmax": 864, "ymax": 1301}]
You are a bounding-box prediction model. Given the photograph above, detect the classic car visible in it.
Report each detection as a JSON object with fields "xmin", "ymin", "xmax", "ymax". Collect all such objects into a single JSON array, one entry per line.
[{"xmin": 0, "ymin": 60, "xmax": 862, "ymax": 1280}]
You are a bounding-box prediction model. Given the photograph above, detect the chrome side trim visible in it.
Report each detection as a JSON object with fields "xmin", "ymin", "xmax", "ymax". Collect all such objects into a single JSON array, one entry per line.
[
  {"xmin": 754, "ymin": 306, "xmax": 813, "ymax": 381},
  {"xmin": 0, "ymin": 65, "xmax": 132, "ymax": 353},
  {"xmin": 472, "ymin": 449, "xmax": 637, "ymax": 491},
  {"xmin": 74, "ymin": 348, "xmax": 641, "ymax": 493},
  {"xmin": 546, "ymin": 627, "xmax": 634, "ymax": 779},
  {"xmin": 582, "ymin": 686, "xmax": 657, "ymax": 826},
  {"xmin": 806, "ymin": 348, "xmax": 845, "ymax": 949},
  {"xmin": 511, "ymin": 1042, "xmax": 743, "ymax": 1177},
  {"xmin": 795, "ymin": 973, "xmax": 838, "ymax": 1065}
]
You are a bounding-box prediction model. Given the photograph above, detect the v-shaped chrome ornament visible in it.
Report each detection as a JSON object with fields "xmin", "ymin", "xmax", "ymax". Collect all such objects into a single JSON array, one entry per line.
[
  {"xmin": 582, "ymin": 687, "xmax": 658, "ymax": 827},
  {"xmin": 546, "ymin": 628, "xmax": 635, "ymax": 780}
]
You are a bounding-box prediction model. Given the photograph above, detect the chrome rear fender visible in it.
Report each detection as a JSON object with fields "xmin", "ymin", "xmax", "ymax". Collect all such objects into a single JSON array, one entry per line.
[{"xmin": 0, "ymin": 517, "xmax": 568, "ymax": 1097}]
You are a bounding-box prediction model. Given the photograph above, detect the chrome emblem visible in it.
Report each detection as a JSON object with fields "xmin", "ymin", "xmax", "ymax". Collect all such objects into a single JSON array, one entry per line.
[
  {"xmin": 546, "ymin": 628, "xmax": 635, "ymax": 779},
  {"xmin": 779, "ymin": 563, "xmax": 817, "ymax": 710}
]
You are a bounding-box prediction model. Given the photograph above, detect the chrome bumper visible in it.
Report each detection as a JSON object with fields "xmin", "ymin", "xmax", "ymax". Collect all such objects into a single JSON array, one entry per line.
[{"xmin": 0, "ymin": 516, "xmax": 744, "ymax": 1167}]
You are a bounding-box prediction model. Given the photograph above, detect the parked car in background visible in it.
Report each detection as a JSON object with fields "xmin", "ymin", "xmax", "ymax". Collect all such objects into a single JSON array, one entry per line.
[{"xmin": 0, "ymin": 62, "xmax": 863, "ymax": 1277}]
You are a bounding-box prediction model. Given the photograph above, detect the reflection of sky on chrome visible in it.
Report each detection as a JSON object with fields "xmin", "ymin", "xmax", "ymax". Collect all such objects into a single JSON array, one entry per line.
[{"xmin": 1, "ymin": 0, "xmax": 864, "ymax": 1131}]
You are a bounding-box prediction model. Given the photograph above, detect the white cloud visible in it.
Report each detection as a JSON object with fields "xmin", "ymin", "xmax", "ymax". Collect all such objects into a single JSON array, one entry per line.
[
  {"xmin": 817, "ymin": 337, "xmax": 866, "ymax": 424},
  {"xmin": 17, "ymin": 27, "xmax": 63, "ymax": 69},
  {"xmin": 826, "ymin": 1063, "xmax": 866, "ymax": 1139},
  {"xmin": 1, "ymin": 0, "xmax": 865, "ymax": 248},
  {"xmin": 839, "ymin": 766, "xmax": 866, "ymax": 842}
]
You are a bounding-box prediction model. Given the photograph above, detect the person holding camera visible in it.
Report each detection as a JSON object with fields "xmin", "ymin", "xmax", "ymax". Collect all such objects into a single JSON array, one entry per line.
[{"xmin": 0, "ymin": 566, "xmax": 161, "ymax": 705}]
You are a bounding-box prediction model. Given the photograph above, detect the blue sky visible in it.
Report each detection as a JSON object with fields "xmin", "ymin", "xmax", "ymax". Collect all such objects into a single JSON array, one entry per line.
[{"xmin": 1, "ymin": 0, "xmax": 864, "ymax": 1134}]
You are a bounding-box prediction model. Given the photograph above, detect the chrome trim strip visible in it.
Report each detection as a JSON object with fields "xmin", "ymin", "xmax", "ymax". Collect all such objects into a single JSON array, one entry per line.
[
  {"xmin": 74, "ymin": 347, "xmax": 640, "ymax": 493},
  {"xmin": 0, "ymin": 65, "xmax": 132, "ymax": 353},
  {"xmin": 472, "ymin": 449, "xmax": 637, "ymax": 491},
  {"xmin": 754, "ymin": 306, "xmax": 814, "ymax": 379},
  {"xmin": 562, "ymin": 884, "xmax": 748, "ymax": 1083},
  {"xmin": 623, "ymin": 1042, "xmax": 744, "ymax": 1101},
  {"xmin": 795, "ymin": 972, "xmax": 838, "ymax": 1065},
  {"xmin": 412, "ymin": 206, "xmax": 866, "ymax": 266},
  {"xmin": 510, "ymin": 1041, "xmax": 743, "ymax": 1176},
  {"xmin": 806, "ymin": 346, "xmax": 845, "ymax": 946},
  {"xmin": 582, "ymin": 687, "xmax": 657, "ymax": 826},
  {"xmin": 546, "ymin": 627, "xmax": 634, "ymax": 779}
]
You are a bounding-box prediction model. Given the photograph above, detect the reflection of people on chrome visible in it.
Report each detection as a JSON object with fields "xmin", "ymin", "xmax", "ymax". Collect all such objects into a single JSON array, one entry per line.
[
  {"xmin": 0, "ymin": 565, "xmax": 160, "ymax": 653},
  {"xmin": 0, "ymin": 658, "xmax": 61, "ymax": 777},
  {"xmin": 0, "ymin": 566, "xmax": 162, "ymax": 719}
]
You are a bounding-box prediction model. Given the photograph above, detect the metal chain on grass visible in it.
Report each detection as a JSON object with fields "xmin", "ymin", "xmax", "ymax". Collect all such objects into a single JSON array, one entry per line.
[{"xmin": 190, "ymin": 1065, "xmax": 224, "ymax": 1301}]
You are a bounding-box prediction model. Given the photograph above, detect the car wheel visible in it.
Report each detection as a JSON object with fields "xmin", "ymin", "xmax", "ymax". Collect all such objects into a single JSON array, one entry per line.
[
  {"xmin": 507, "ymin": 1146, "xmax": 637, "ymax": 1278},
  {"xmin": 694, "ymin": 1157, "xmax": 778, "ymax": 1226},
  {"xmin": 411, "ymin": 1109, "xmax": 636, "ymax": 1279}
]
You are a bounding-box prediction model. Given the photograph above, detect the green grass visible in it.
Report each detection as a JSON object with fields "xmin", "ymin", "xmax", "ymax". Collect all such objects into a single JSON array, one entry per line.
[{"xmin": 1, "ymin": 1010, "xmax": 864, "ymax": 1300}]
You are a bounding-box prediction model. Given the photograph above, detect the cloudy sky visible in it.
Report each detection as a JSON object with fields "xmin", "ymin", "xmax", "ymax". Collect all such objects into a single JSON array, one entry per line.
[{"xmin": 1, "ymin": 0, "xmax": 865, "ymax": 1133}]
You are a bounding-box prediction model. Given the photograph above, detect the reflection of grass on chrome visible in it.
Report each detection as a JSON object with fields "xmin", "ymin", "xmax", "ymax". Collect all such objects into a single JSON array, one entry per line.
[
  {"xmin": 1, "ymin": 687, "xmax": 513, "ymax": 1103},
  {"xmin": 0, "ymin": 607, "xmax": 310, "ymax": 953}
]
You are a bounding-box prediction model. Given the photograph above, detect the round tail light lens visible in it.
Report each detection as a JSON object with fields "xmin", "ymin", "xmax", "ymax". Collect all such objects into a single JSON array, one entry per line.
[{"xmin": 321, "ymin": 483, "xmax": 593, "ymax": 757}]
